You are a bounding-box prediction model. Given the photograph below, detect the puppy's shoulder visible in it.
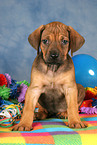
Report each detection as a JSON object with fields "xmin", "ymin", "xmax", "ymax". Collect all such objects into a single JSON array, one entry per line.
[
  {"xmin": 59, "ymin": 54, "xmax": 74, "ymax": 73},
  {"xmin": 32, "ymin": 54, "xmax": 47, "ymax": 73}
]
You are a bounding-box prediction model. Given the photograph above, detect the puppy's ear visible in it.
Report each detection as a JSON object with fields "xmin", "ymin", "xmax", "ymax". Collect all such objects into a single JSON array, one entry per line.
[
  {"xmin": 28, "ymin": 25, "xmax": 45, "ymax": 54},
  {"xmin": 68, "ymin": 26, "xmax": 85, "ymax": 56}
]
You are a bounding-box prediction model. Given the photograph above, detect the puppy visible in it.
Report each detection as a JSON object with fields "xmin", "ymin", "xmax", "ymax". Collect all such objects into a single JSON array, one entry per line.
[{"xmin": 13, "ymin": 22, "xmax": 87, "ymax": 131}]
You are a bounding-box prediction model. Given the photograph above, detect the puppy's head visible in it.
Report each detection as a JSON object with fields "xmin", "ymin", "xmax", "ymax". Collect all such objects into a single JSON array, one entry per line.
[{"xmin": 28, "ymin": 22, "xmax": 85, "ymax": 65}]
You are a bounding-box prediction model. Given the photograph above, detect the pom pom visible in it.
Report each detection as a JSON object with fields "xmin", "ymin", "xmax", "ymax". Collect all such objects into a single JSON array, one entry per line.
[
  {"xmin": 80, "ymin": 99, "xmax": 93, "ymax": 108},
  {"xmin": 0, "ymin": 74, "xmax": 7, "ymax": 87},
  {"xmin": 5, "ymin": 73, "xmax": 11, "ymax": 87},
  {"xmin": 80, "ymin": 107, "xmax": 97, "ymax": 114},
  {"xmin": 16, "ymin": 80, "xmax": 30, "ymax": 87},
  {"xmin": 0, "ymin": 97, "xmax": 4, "ymax": 107},
  {"xmin": 9, "ymin": 83, "xmax": 20, "ymax": 99},
  {"xmin": 85, "ymin": 87, "xmax": 97, "ymax": 100},
  {"xmin": 85, "ymin": 90, "xmax": 96, "ymax": 100},
  {"xmin": 0, "ymin": 86, "xmax": 10, "ymax": 100},
  {"xmin": 18, "ymin": 83, "xmax": 28, "ymax": 102},
  {"xmin": 92, "ymin": 98, "xmax": 97, "ymax": 107}
]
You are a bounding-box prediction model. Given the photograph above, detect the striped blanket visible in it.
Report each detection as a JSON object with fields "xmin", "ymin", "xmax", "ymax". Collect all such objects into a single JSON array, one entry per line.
[{"xmin": 0, "ymin": 114, "xmax": 97, "ymax": 145}]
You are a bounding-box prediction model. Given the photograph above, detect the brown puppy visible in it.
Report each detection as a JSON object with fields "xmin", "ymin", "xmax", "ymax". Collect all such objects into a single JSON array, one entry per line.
[{"xmin": 13, "ymin": 22, "xmax": 87, "ymax": 131}]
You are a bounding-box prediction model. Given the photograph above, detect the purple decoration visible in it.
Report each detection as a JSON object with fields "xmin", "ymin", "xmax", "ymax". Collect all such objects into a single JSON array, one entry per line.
[
  {"xmin": 80, "ymin": 107, "xmax": 97, "ymax": 114},
  {"xmin": 5, "ymin": 73, "xmax": 11, "ymax": 87},
  {"xmin": 18, "ymin": 83, "xmax": 28, "ymax": 102}
]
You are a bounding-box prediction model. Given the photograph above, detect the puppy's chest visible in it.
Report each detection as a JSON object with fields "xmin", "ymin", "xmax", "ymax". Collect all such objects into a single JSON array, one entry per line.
[
  {"xmin": 45, "ymin": 69, "xmax": 59, "ymax": 88},
  {"xmin": 43, "ymin": 68, "xmax": 69, "ymax": 89}
]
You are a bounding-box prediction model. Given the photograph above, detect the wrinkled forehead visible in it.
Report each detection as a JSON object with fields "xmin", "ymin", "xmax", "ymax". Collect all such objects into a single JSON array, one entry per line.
[{"xmin": 42, "ymin": 23, "xmax": 69, "ymax": 38}]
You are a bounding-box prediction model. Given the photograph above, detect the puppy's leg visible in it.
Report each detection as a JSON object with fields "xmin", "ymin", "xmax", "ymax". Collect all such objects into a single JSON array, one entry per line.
[
  {"xmin": 77, "ymin": 84, "xmax": 85, "ymax": 108},
  {"xmin": 12, "ymin": 86, "xmax": 42, "ymax": 131},
  {"xmin": 64, "ymin": 84, "xmax": 87, "ymax": 128},
  {"xmin": 56, "ymin": 84, "xmax": 85, "ymax": 120}
]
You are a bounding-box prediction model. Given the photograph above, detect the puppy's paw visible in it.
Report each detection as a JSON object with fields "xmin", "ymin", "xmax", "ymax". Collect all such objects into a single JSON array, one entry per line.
[
  {"xmin": 69, "ymin": 121, "xmax": 87, "ymax": 128},
  {"xmin": 56, "ymin": 111, "xmax": 68, "ymax": 119},
  {"xmin": 34, "ymin": 111, "xmax": 48, "ymax": 120},
  {"xmin": 12, "ymin": 124, "xmax": 33, "ymax": 131}
]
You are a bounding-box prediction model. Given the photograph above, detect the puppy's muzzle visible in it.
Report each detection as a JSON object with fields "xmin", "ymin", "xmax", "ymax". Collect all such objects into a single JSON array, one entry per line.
[
  {"xmin": 50, "ymin": 51, "xmax": 59, "ymax": 59},
  {"xmin": 46, "ymin": 50, "xmax": 62, "ymax": 65}
]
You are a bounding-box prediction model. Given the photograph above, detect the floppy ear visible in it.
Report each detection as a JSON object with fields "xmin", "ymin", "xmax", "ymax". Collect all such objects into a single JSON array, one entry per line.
[
  {"xmin": 68, "ymin": 26, "xmax": 85, "ymax": 56},
  {"xmin": 28, "ymin": 25, "xmax": 45, "ymax": 54}
]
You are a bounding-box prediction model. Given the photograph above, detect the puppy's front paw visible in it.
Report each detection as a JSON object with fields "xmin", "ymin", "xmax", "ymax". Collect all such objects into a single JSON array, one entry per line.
[
  {"xmin": 69, "ymin": 121, "xmax": 87, "ymax": 128},
  {"xmin": 12, "ymin": 124, "xmax": 33, "ymax": 131}
]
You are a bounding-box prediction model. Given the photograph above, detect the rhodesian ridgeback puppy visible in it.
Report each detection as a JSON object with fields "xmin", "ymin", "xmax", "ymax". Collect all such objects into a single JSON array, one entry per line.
[{"xmin": 13, "ymin": 22, "xmax": 87, "ymax": 131}]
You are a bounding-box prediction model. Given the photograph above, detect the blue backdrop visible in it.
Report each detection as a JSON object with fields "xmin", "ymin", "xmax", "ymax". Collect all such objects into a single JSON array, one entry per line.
[{"xmin": 0, "ymin": 0, "xmax": 97, "ymax": 82}]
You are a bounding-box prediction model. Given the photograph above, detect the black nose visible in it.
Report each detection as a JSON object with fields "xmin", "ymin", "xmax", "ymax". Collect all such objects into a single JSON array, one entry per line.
[{"xmin": 50, "ymin": 51, "xmax": 59, "ymax": 59}]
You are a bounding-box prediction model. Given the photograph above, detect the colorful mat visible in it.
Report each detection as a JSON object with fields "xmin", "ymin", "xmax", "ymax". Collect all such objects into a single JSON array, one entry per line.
[{"xmin": 0, "ymin": 114, "xmax": 97, "ymax": 145}]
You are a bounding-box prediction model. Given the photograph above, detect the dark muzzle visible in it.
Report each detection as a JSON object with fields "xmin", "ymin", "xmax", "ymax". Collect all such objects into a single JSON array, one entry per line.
[{"xmin": 50, "ymin": 51, "xmax": 59, "ymax": 60}]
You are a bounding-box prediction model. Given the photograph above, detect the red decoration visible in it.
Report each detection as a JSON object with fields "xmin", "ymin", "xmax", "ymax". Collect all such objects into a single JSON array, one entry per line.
[
  {"xmin": 80, "ymin": 88, "xmax": 97, "ymax": 110},
  {"xmin": 80, "ymin": 99, "xmax": 93, "ymax": 108},
  {"xmin": 0, "ymin": 74, "xmax": 7, "ymax": 87},
  {"xmin": 84, "ymin": 90, "xmax": 97, "ymax": 100}
]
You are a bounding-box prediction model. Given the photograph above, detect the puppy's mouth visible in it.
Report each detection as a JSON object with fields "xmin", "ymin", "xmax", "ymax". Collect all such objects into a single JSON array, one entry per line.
[
  {"xmin": 42, "ymin": 53, "xmax": 63, "ymax": 65},
  {"xmin": 46, "ymin": 60, "xmax": 61, "ymax": 65},
  {"xmin": 47, "ymin": 63, "xmax": 60, "ymax": 72},
  {"xmin": 43, "ymin": 55, "xmax": 62, "ymax": 65}
]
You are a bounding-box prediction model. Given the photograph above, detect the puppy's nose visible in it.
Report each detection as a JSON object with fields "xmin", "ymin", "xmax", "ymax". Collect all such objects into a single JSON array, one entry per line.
[{"xmin": 50, "ymin": 51, "xmax": 59, "ymax": 59}]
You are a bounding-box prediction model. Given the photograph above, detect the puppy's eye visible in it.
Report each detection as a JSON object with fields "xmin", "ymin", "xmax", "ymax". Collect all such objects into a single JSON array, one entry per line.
[
  {"xmin": 42, "ymin": 39, "xmax": 48, "ymax": 44},
  {"xmin": 62, "ymin": 40, "xmax": 68, "ymax": 45}
]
